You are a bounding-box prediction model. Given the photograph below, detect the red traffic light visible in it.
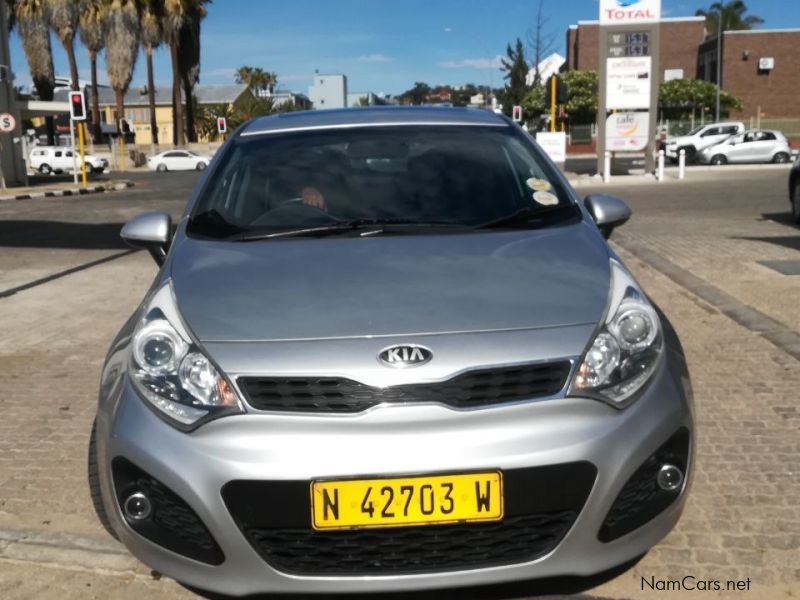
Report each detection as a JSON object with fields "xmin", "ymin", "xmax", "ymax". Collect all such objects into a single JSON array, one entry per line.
[
  {"xmin": 69, "ymin": 91, "xmax": 86, "ymax": 121},
  {"xmin": 217, "ymin": 117, "xmax": 227, "ymax": 134}
]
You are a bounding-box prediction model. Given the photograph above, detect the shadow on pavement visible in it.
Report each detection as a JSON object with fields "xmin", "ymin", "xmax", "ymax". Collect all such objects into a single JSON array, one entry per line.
[
  {"xmin": 183, "ymin": 554, "xmax": 643, "ymax": 600},
  {"xmin": 0, "ymin": 220, "xmax": 128, "ymax": 249},
  {"xmin": 760, "ymin": 212, "xmax": 799, "ymax": 229},
  {"xmin": 733, "ymin": 235, "xmax": 800, "ymax": 253}
]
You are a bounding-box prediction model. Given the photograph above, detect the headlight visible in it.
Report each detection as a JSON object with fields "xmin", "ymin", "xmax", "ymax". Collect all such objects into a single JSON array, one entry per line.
[
  {"xmin": 568, "ymin": 261, "xmax": 663, "ymax": 408},
  {"xmin": 129, "ymin": 284, "xmax": 242, "ymax": 429}
]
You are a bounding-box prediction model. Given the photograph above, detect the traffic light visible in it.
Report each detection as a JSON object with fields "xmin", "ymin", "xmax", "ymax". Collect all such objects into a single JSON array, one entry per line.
[
  {"xmin": 511, "ymin": 105, "xmax": 522, "ymax": 123},
  {"xmin": 217, "ymin": 116, "xmax": 227, "ymax": 134},
  {"xmin": 69, "ymin": 91, "xmax": 86, "ymax": 121},
  {"xmin": 544, "ymin": 76, "xmax": 569, "ymax": 107}
]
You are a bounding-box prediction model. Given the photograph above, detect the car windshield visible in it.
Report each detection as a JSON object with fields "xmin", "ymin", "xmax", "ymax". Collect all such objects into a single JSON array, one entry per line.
[
  {"xmin": 685, "ymin": 125, "xmax": 705, "ymax": 136},
  {"xmin": 188, "ymin": 124, "xmax": 578, "ymax": 239}
]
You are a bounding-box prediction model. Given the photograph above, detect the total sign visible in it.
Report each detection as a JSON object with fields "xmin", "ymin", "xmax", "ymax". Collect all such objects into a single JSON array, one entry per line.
[{"xmin": 600, "ymin": 0, "xmax": 661, "ymax": 25}]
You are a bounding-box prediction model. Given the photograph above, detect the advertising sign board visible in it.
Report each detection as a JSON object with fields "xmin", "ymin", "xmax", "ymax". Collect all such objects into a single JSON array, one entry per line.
[
  {"xmin": 536, "ymin": 131, "xmax": 567, "ymax": 163},
  {"xmin": 605, "ymin": 111, "xmax": 650, "ymax": 151},
  {"xmin": 599, "ymin": 0, "xmax": 661, "ymax": 25},
  {"xmin": 606, "ymin": 56, "xmax": 652, "ymax": 109}
]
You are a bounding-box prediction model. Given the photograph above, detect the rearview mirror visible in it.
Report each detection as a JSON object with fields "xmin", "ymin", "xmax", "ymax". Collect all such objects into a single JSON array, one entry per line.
[
  {"xmin": 584, "ymin": 194, "xmax": 631, "ymax": 239},
  {"xmin": 121, "ymin": 211, "xmax": 172, "ymax": 265}
]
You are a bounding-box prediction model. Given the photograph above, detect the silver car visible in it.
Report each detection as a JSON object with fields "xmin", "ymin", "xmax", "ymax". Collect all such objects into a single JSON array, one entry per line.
[
  {"xmin": 697, "ymin": 129, "xmax": 793, "ymax": 165},
  {"xmin": 90, "ymin": 107, "xmax": 693, "ymax": 597}
]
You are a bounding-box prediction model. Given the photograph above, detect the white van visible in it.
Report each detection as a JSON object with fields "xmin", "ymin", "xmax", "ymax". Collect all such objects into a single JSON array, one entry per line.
[{"xmin": 29, "ymin": 146, "xmax": 108, "ymax": 175}]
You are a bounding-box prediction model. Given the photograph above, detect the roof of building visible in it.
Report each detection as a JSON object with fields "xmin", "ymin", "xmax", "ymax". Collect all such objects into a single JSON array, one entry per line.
[
  {"xmin": 574, "ymin": 16, "xmax": 706, "ymax": 25},
  {"xmin": 240, "ymin": 106, "xmax": 507, "ymax": 137},
  {"xmin": 54, "ymin": 84, "xmax": 251, "ymax": 107}
]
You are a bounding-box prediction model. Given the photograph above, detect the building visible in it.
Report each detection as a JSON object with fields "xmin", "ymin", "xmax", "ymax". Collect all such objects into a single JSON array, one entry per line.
[
  {"xmin": 566, "ymin": 17, "xmax": 706, "ymax": 85},
  {"xmin": 346, "ymin": 92, "xmax": 388, "ymax": 107},
  {"xmin": 255, "ymin": 88, "xmax": 312, "ymax": 111},
  {"xmin": 308, "ymin": 74, "xmax": 347, "ymax": 109},
  {"xmin": 54, "ymin": 84, "xmax": 255, "ymax": 145},
  {"xmin": 525, "ymin": 52, "xmax": 566, "ymax": 86},
  {"xmin": 565, "ymin": 17, "xmax": 800, "ymax": 119},
  {"xmin": 697, "ymin": 29, "xmax": 800, "ymax": 119}
]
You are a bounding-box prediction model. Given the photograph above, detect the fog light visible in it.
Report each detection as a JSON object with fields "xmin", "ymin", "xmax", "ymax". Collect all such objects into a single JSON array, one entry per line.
[
  {"xmin": 123, "ymin": 491, "xmax": 152, "ymax": 521},
  {"xmin": 656, "ymin": 464, "xmax": 683, "ymax": 491}
]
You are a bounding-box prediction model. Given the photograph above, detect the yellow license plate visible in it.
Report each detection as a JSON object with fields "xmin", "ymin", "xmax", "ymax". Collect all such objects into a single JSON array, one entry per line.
[{"xmin": 311, "ymin": 471, "xmax": 503, "ymax": 530}]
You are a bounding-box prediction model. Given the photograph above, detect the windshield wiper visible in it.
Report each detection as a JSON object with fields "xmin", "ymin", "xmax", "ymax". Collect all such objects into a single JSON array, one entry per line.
[
  {"xmin": 232, "ymin": 218, "xmax": 468, "ymax": 241},
  {"xmin": 473, "ymin": 204, "xmax": 577, "ymax": 230}
]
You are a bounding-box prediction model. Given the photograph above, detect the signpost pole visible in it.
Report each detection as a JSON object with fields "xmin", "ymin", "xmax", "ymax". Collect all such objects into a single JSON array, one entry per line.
[
  {"xmin": 70, "ymin": 119, "xmax": 78, "ymax": 184},
  {"xmin": 78, "ymin": 122, "xmax": 87, "ymax": 187},
  {"xmin": 550, "ymin": 76, "xmax": 556, "ymax": 132}
]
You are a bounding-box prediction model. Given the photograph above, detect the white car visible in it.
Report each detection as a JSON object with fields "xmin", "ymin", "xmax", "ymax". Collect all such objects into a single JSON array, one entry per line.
[
  {"xmin": 697, "ymin": 129, "xmax": 794, "ymax": 165},
  {"xmin": 147, "ymin": 150, "xmax": 210, "ymax": 172},
  {"xmin": 29, "ymin": 146, "xmax": 108, "ymax": 174},
  {"xmin": 664, "ymin": 122, "xmax": 745, "ymax": 163}
]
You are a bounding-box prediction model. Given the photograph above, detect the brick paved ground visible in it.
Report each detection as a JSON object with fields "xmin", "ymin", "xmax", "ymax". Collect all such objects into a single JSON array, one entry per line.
[{"xmin": 0, "ymin": 170, "xmax": 797, "ymax": 598}]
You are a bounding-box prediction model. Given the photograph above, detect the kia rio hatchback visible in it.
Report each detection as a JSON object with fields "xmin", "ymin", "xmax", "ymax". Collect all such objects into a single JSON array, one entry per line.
[{"xmin": 90, "ymin": 107, "xmax": 693, "ymax": 597}]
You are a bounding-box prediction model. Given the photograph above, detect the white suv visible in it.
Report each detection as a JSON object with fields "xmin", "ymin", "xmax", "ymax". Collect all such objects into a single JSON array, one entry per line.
[
  {"xmin": 29, "ymin": 146, "xmax": 108, "ymax": 175},
  {"xmin": 664, "ymin": 122, "xmax": 745, "ymax": 163}
]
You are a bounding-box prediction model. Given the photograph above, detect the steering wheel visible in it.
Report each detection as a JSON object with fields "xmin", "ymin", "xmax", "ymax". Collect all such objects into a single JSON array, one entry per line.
[{"xmin": 250, "ymin": 198, "xmax": 340, "ymax": 228}]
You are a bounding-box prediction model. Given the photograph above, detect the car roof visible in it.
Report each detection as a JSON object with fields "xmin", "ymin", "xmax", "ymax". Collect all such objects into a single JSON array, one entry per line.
[{"xmin": 240, "ymin": 106, "xmax": 509, "ymax": 137}]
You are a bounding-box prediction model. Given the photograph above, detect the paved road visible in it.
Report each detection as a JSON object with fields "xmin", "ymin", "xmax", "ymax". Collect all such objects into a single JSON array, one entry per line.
[{"xmin": 0, "ymin": 169, "xmax": 797, "ymax": 599}]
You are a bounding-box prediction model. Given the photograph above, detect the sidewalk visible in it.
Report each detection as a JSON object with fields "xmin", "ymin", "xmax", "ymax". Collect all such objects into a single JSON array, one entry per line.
[
  {"xmin": 567, "ymin": 162, "xmax": 793, "ymax": 187},
  {"xmin": 0, "ymin": 180, "xmax": 134, "ymax": 201}
]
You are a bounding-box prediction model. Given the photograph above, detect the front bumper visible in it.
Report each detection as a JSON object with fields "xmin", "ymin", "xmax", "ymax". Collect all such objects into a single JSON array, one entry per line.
[{"xmin": 95, "ymin": 352, "xmax": 693, "ymax": 596}]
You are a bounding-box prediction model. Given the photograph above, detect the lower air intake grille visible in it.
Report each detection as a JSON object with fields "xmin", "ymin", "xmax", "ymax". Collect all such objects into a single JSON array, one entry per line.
[{"xmin": 245, "ymin": 512, "xmax": 576, "ymax": 574}]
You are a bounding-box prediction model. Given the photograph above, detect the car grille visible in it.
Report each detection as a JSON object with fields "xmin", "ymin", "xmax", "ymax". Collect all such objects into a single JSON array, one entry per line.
[
  {"xmin": 598, "ymin": 427, "xmax": 690, "ymax": 542},
  {"xmin": 238, "ymin": 361, "xmax": 571, "ymax": 413},
  {"xmin": 245, "ymin": 512, "xmax": 576, "ymax": 575},
  {"xmin": 223, "ymin": 462, "xmax": 596, "ymax": 576}
]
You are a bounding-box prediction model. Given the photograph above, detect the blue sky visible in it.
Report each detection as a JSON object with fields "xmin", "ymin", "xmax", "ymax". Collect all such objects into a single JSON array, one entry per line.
[{"xmin": 8, "ymin": 0, "xmax": 798, "ymax": 96}]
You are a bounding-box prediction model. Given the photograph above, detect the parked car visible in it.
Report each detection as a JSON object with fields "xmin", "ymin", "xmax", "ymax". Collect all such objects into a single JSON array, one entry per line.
[
  {"xmin": 697, "ymin": 129, "xmax": 793, "ymax": 165},
  {"xmin": 147, "ymin": 149, "xmax": 210, "ymax": 172},
  {"xmin": 790, "ymin": 156, "xmax": 800, "ymax": 223},
  {"xmin": 664, "ymin": 121, "xmax": 745, "ymax": 163},
  {"xmin": 29, "ymin": 146, "xmax": 108, "ymax": 174},
  {"xmin": 91, "ymin": 107, "xmax": 693, "ymax": 597}
]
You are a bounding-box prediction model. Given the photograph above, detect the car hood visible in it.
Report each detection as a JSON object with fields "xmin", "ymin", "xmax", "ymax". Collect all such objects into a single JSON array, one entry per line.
[{"xmin": 170, "ymin": 222, "xmax": 611, "ymax": 342}]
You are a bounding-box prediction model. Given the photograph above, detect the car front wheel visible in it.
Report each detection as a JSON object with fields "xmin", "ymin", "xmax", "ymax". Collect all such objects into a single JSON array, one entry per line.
[
  {"xmin": 196, "ymin": 161, "xmax": 207, "ymax": 171},
  {"xmin": 88, "ymin": 420, "xmax": 118, "ymax": 540},
  {"xmin": 710, "ymin": 154, "xmax": 727, "ymax": 165},
  {"xmin": 792, "ymin": 182, "xmax": 800, "ymax": 224},
  {"xmin": 156, "ymin": 163, "xmax": 168, "ymax": 172},
  {"xmin": 38, "ymin": 163, "xmax": 52, "ymax": 174}
]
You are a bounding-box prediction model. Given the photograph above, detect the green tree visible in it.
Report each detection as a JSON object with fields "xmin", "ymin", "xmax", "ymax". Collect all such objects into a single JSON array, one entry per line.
[
  {"xmin": 400, "ymin": 82, "xmax": 431, "ymax": 105},
  {"xmin": 500, "ymin": 37, "xmax": 528, "ymax": 115},
  {"xmin": 658, "ymin": 78, "xmax": 741, "ymax": 119},
  {"xmin": 695, "ymin": 1, "xmax": 763, "ymax": 34},
  {"xmin": 561, "ymin": 70, "xmax": 597, "ymax": 124},
  {"xmin": 79, "ymin": 0, "xmax": 106, "ymax": 143},
  {"xmin": 522, "ymin": 84, "xmax": 545, "ymax": 119},
  {"xmin": 235, "ymin": 66, "xmax": 277, "ymax": 95}
]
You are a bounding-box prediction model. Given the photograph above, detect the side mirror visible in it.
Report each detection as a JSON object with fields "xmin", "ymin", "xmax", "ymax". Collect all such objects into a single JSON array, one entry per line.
[
  {"xmin": 584, "ymin": 194, "xmax": 631, "ymax": 239},
  {"xmin": 121, "ymin": 211, "xmax": 172, "ymax": 265}
]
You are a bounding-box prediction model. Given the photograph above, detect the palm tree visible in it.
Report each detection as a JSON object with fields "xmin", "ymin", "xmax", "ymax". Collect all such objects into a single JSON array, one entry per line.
[
  {"xmin": 14, "ymin": 0, "xmax": 56, "ymax": 144},
  {"xmin": 141, "ymin": 0, "xmax": 163, "ymax": 146},
  {"xmin": 235, "ymin": 65, "xmax": 277, "ymax": 96},
  {"xmin": 79, "ymin": 0, "xmax": 106, "ymax": 143},
  {"xmin": 696, "ymin": 1, "xmax": 763, "ymax": 35},
  {"xmin": 46, "ymin": 0, "xmax": 80, "ymax": 91},
  {"xmin": 178, "ymin": 2, "xmax": 204, "ymax": 143},
  {"xmin": 104, "ymin": 0, "xmax": 140, "ymax": 135}
]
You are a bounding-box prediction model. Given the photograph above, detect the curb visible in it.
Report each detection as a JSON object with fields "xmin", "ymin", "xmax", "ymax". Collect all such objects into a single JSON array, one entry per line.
[{"xmin": 0, "ymin": 180, "xmax": 134, "ymax": 202}]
